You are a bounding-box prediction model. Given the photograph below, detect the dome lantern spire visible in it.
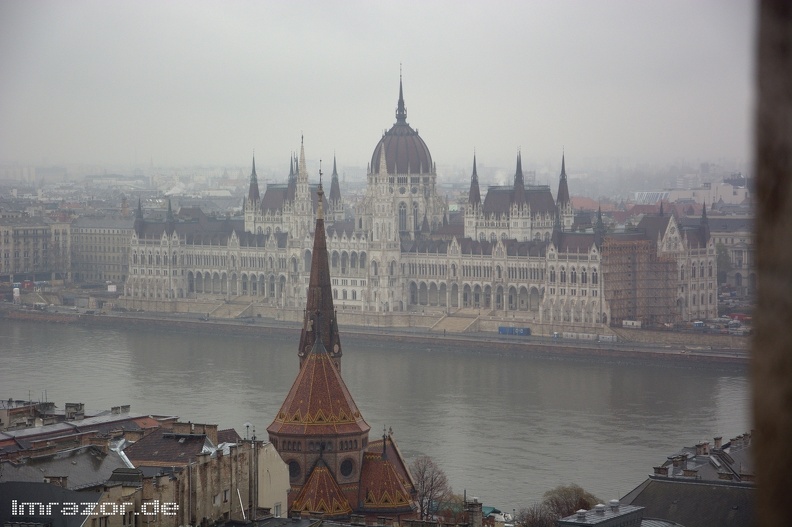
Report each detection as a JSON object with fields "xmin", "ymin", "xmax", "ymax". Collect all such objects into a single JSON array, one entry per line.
[{"xmin": 396, "ymin": 68, "xmax": 407, "ymax": 124}]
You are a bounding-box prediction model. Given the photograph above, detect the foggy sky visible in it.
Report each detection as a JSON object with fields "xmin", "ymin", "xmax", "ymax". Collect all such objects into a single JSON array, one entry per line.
[{"xmin": 0, "ymin": 1, "xmax": 755, "ymax": 172}]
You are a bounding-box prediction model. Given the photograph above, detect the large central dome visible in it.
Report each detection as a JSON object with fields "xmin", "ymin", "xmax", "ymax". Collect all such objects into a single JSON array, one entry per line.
[{"xmin": 370, "ymin": 79, "xmax": 433, "ymax": 175}]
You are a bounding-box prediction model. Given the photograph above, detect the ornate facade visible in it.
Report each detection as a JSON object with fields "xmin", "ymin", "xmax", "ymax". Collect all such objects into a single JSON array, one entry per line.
[{"xmin": 123, "ymin": 78, "xmax": 715, "ymax": 327}]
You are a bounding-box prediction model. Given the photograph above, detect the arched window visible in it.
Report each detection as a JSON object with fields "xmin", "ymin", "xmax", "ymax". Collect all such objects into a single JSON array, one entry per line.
[
  {"xmin": 550, "ymin": 267, "xmax": 556, "ymax": 283},
  {"xmin": 680, "ymin": 266, "xmax": 685, "ymax": 280},
  {"xmin": 592, "ymin": 269, "xmax": 598, "ymax": 285},
  {"xmin": 571, "ymin": 268, "xmax": 577, "ymax": 284},
  {"xmin": 692, "ymin": 265, "xmax": 697, "ymax": 278},
  {"xmin": 708, "ymin": 262, "xmax": 713, "ymax": 278},
  {"xmin": 581, "ymin": 269, "xmax": 587, "ymax": 284},
  {"xmin": 399, "ymin": 203, "xmax": 407, "ymax": 232},
  {"xmin": 413, "ymin": 202, "xmax": 420, "ymax": 231},
  {"xmin": 560, "ymin": 267, "xmax": 567, "ymax": 283}
]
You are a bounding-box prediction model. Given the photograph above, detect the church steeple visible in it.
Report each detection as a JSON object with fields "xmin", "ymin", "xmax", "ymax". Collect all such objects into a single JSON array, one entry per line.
[
  {"xmin": 468, "ymin": 153, "xmax": 481, "ymax": 208},
  {"xmin": 297, "ymin": 178, "xmax": 343, "ymax": 369},
  {"xmin": 396, "ymin": 71, "xmax": 407, "ymax": 124},
  {"xmin": 247, "ymin": 154, "xmax": 260, "ymax": 204}
]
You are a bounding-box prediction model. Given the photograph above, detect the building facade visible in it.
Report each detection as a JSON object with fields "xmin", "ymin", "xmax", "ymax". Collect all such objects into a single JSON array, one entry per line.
[
  {"xmin": 71, "ymin": 216, "xmax": 134, "ymax": 284},
  {"xmin": 122, "ymin": 79, "xmax": 715, "ymax": 327},
  {"xmin": 0, "ymin": 216, "xmax": 71, "ymax": 283}
]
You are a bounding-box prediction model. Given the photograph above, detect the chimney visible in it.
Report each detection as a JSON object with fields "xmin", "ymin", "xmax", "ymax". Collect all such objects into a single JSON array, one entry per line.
[
  {"xmin": 653, "ymin": 466, "xmax": 669, "ymax": 476},
  {"xmin": 609, "ymin": 499, "xmax": 620, "ymax": 512},
  {"xmin": 714, "ymin": 436, "xmax": 723, "ymax": 449},
  {"xmin": 466, "ymin": 496, "xmax": 483, "ymax": 527},
  {"xmin": 595, "ymin": 504, "xmax": 606, "ymax": 515},
  {"xmin": 576, "ymin": 510, "xmax": 587, "ymax": 521}
]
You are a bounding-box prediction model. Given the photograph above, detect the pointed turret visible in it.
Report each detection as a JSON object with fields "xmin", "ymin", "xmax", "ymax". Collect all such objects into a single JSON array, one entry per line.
[
  {"xmin": 513, "ymin": 152, "xmax": 526, "ymax": 205},
  {"xmin": 329, "ymin": 155, "xmax": 342, "ymax": 206},
  {"xmin": 468, "ymin": 153, "xmax": 481, "ymax": 208},
  {"xmin": 297, "ymin": 181, "xmax": 343, "ymax": 369},
  {"xmin": 247, "ymin": 154, "xmax": 260, "ymax": 204},
  {"xmin": 556, "ymin": 152, "xmax": 570, "ymax": 207},
  {"xmin": 420, "ymin": 212, "xmax": 430, "ymax": 235}
]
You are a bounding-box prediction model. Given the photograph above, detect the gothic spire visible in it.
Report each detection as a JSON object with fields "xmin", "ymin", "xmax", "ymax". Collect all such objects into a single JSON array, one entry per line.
[
  {"xmin": 513, "ymin": 152, "xmax": 526, "ymax": 205},
  {"xmin": 329, "ymin": 154, "xmax": 342, "ymax": 205},
  {"xmin": 556, "ymin": 152, "xmax": 570, "ymax": 206},
  {"xmin": 297, "ymin": 180, "xmax": 342, "ymax": 369},
  {"xmin": 396, "ymin": 71, "xmax": 407, "ymax": 124},
  {"xmin": 247, "ymin": 153, "xmax": 260, "ymax": 204},
  {"xmin": 468, "ymin": 152, "xmax": 481, "ymax": 207}
]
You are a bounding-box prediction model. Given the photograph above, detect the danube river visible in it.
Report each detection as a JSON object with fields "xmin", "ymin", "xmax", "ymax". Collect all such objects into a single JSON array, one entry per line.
[{"xmin": 0, "ymin": 319, "xmax": 751, "ymax": 511}]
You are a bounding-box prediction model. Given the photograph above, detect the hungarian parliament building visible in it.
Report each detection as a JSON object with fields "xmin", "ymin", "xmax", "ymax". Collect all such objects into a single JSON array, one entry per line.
[{"xmin": 124, "ymin": 80, "xmax": 717, "ymax": 328}]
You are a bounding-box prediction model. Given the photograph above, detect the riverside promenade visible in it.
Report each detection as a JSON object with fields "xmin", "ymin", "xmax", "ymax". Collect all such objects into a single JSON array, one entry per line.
[{"xmin": 0, "ymin": 302, "xmax": 749, "ymax": 367}]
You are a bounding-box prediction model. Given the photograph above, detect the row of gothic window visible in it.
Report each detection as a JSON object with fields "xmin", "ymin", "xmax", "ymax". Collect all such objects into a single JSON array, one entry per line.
[
  {"xmin": 549, "ymin": 268, "xmax": 598, "ymax": 285},
  {"xmin": 681, "ymin": 262, "xmax": 713, "ymax": 280}
]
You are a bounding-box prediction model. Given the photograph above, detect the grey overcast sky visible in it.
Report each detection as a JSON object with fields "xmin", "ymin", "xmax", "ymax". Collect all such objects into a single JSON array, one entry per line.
[{"xmin": 0, "ymin": 0, "xmax": 755, "ymax": 172}]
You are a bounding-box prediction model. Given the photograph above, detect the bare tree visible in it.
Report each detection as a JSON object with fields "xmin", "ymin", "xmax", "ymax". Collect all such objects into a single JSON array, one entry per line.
[
  {"xmin": 541, "ymin": 484, "xmax": 600, "ymax": 519},
  {"xmin": 515, "ymin": 484, "xmax": 600, "ymax": 527},
  {"xmin": 514, "ymin": 504, "xmax": 555, "ymax": 527},
  {"xmin": 410, "ymin": 455, "xmax": 451, "ymax": 520}
]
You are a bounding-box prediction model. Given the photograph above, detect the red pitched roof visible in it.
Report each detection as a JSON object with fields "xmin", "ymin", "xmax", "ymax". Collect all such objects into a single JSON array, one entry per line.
[
  {"xmin": 291, "ymin": 461, "xmax": 353, "ymax": 518},
  {"xmin": 267, "ymin": 337, "xmax": 370, "ymax": 436},
  {"xmin": 358, "ymin": 450, "xmax": 415, "ymax": 514}
]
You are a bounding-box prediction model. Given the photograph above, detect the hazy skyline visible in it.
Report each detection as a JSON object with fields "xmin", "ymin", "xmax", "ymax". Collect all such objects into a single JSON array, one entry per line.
[{"xmin": 0, "ymin": 1, "xmax": 755, "ymax": 173}]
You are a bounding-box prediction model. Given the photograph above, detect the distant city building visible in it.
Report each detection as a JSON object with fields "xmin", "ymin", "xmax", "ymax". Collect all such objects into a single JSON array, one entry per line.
[
  {"xmin": 71, "ymin": 216, "xmax": 134, "ymax": 283},
  {"xmin": 0, "ymin": 216, "xmax": 71, "ymax": 283}
]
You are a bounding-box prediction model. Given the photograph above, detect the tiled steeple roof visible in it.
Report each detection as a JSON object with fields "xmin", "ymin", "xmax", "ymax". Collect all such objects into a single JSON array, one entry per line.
[
  {"xmin": 267, "ymin": 331, "xmax": 369, "ymax": 436},
  {"xmin": 291, "ymin": 460, "xmax": 353, "ymax": 518},
  {"xmin": 298, "ymin": 180, "xmax": 343, "ymax": 368}
]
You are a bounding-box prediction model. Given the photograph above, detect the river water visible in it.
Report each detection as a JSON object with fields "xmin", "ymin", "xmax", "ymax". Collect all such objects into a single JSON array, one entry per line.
[{"xmin": 0, "ymin": 319, "xmax": 751, "ymax": 512}]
